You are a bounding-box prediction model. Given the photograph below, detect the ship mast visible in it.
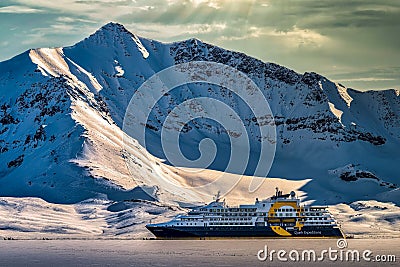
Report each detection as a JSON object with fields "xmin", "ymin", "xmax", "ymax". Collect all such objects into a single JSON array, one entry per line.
[{"xmin": 214, "ymin": 191, "xmax": 221, "ymax": 202}]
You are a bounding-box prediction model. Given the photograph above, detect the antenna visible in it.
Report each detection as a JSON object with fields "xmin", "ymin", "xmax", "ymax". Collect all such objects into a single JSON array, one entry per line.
[{"xmin": 214, "ymin": 191, "xmax": 221, "ymax": 202}]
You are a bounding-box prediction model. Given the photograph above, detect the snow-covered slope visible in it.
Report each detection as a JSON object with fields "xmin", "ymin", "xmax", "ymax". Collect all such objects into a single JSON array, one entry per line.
[
  {"xmin": 2, "ymin": 197, "xmax": 400, "ymax": 239},
  {"xmin": 0, "ymin": 22, "xmax": 399, "ymax": 208},
  {"xmin": 0, "ymin": 197, "xmax": 181, "ymax": 239}
]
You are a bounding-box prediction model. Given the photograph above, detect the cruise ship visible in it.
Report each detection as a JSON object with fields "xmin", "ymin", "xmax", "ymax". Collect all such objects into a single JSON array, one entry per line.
[{"xmin": 146, "ymin": 188, "xmax": 344, "ymax": 238}]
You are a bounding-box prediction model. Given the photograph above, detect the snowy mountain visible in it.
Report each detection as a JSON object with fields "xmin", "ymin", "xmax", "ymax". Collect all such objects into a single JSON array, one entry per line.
[{"xmin": 0, "ymin": 22, "xmax": 399, "ymax": 209}]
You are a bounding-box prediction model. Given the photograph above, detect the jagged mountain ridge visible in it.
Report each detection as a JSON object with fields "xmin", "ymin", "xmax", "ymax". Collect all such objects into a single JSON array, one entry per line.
[{"xmin": 0, "ymin": 22, "xmax": 399, "ymax": 204}]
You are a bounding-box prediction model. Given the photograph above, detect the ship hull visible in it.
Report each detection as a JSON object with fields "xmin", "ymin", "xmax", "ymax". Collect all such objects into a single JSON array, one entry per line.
[{"xmin": 146, "ymin": 225, "xmax": 343, "ymax": 239}]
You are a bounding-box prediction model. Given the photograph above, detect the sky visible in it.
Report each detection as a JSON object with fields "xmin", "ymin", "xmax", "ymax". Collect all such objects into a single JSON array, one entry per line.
[{"xmin": 0, "ymin": 0, "xmax": 399, "ymax": 91}]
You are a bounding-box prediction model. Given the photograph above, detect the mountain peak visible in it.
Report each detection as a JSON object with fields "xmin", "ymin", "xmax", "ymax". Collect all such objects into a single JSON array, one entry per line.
[
  {"xmin": 100, "ymin": 22, "xmax": 130, "ymax": 33},
  {"xmin": 70, "ymin": 22, "xmax": 150, "ymax": 59},
  {"xmin": 81, "ymin": 22, "xmax": 138, "ymax": 43}
]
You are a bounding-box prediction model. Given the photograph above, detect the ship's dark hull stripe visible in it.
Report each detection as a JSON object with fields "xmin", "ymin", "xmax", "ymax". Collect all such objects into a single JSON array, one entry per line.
[{"xmin": 146, "ymin": 226, "xmax": 343, "ymax": 238}]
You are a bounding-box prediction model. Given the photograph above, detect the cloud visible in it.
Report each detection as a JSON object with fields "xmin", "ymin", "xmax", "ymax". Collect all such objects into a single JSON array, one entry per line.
[
  {"xmin": 218, "ymin": 26, "xmax": 263, "ymax": 41},
  {"xmin": 56, "ymin": 17, "xmax": 96, "ymax": 24},
  {"xmin": 190, "ymin": 0, "xmax": 222, "ymax": 9},
  {"xmin": 126, "ymin": 22, "xmax": 227, "ymax": 40},
  {"xmin": 1, "ymin": 0, "xmax": 399, "ymax": 90},
  {"xmin": 326, "ymin": 66, "xmax": 400, "ymax": 90},
  {"xmin": 219, "ymin": 25, "xmax": 328, "ymax": 48},
  {"xmin": 19, "ymin": 23, "xmax": 98, "ymax": 45},
  {"xmin": 0, "ymin": 5, "xmax": 43, "ymax": 13},
  {"xmin": 261, "ymin": 0, "xmax": 400, "ymax": 37},
  {"xmin": 12, "ymin": 0, "xmax": 138, "ymax": 19},
  {"xmin": 267, "ymin": 26, "xmax": 329, "ymax": 48},
  {"xmin": 337, "ymin": 78, "xmax": 396, "ymax": 82}
]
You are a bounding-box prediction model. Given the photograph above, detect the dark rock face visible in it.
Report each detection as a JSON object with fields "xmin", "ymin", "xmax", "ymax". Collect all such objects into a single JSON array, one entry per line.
[
  {"xmin": 168, "ymin": 38, "xmax": 390, "ymax": 147},
  {"xmin": 7, "ymin": 155, "xmax": 24, "ymax": 168},
  {"xmin": 340, "ymin": 171, "xmax": 379, "ymax": 182}
]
